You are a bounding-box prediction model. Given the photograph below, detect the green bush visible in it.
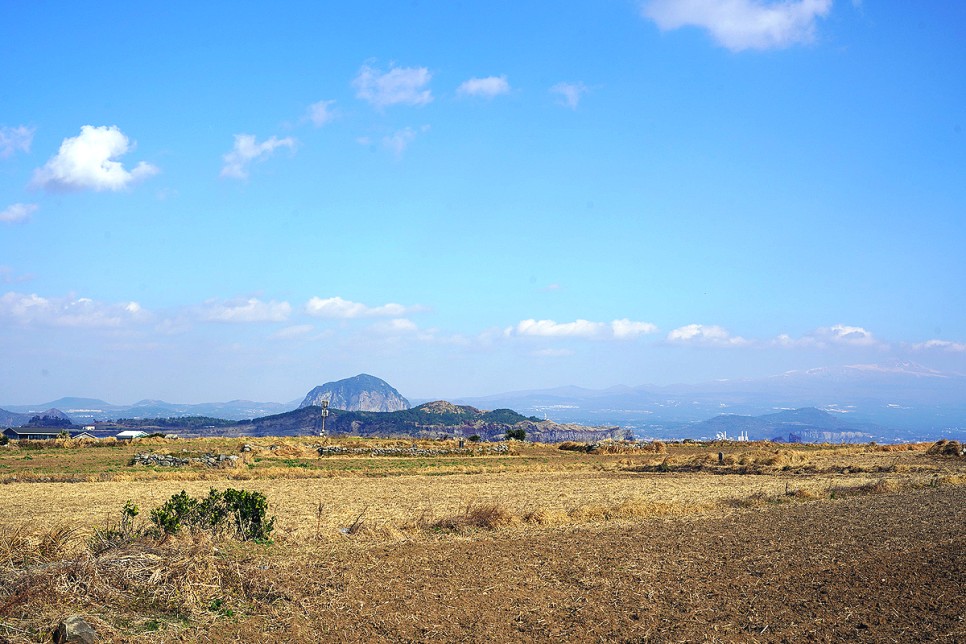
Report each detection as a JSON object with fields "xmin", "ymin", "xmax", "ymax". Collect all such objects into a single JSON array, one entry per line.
[
  {"xmin": 505, "ymin": 428, "xmax": 526, "ymax": 441},
  {"xmin": 151, "ymin": 488, "xmax": 275, "ymax": 541}
]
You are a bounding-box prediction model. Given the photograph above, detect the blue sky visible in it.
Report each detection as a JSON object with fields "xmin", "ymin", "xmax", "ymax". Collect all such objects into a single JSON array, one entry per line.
[{"xmin": 1, "ymin": 1, "xmax": 964, "ymax": 404}]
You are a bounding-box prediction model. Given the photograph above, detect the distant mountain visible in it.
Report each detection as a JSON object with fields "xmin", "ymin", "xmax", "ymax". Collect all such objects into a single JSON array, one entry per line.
[
  {"xmin": 299, "ymin": 374, "xmax": 410, "ymax": 412},
  {"xmin": 2, "ymin": 398, "xmax": 297, "ymax": 423},
  {"xmin": 235, "ymin": 400, "xmax": 629, "ymax": 442},
  {"xmin": 692, "ymin": 408, "xmax": 877, "ymax": 443},
  {"xmin": 456, "ymin": 361, "xmax": 966, "ymax": 439},
  {"xmin": 0, "ymin": 408, "xmax": 32, "ymax": 427}
]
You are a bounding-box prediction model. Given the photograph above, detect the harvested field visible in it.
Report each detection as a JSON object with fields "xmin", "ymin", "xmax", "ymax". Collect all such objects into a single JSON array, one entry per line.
[{"xmin": 0, "ymin": 438, "xmax": 963, "ymax": 641}]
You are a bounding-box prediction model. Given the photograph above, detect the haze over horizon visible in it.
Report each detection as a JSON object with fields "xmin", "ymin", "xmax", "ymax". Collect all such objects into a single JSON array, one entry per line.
[{"xmin": 2, "ymin": 2, "xmax": 964, "ymax": 405}]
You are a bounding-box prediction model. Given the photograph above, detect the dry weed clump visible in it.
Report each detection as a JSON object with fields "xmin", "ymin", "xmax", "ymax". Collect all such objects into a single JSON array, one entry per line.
[
  {"xmin": 926, "ymin": 439, "xmax": 965, "ymax": 458},
  {"xmin": 826, "ymin": 477, "xmax": 908, "ymax": 499},
  {"xmin": 559, "ymin": 440, "xmax": 666, "ymax": 455},
  {"xmin": 564, "ymin": 498, "xmax": 683, "ymax": 521},
  {"xmin": 0, "ymin": 531, "xmax": 260, "ymax": 635},
  {"xmin": 875, "ymin": 442, "xmax": 929, "ymax": 453},
  {"xmin": 11, "ymin": 437, "xmax": 119, "ymax": 451},
  {"xmin": 730, "ymin": 449, "xmax": 812, "ymax": 469},
  {"xmin": 0, "ymin": 525, "xmax": 80, "ymax": 569},
  {"xmin": 427, "ymin": 503, "xmax": 521, "ymax": 533},
  {"xmin": 0, "ymin": 492, "xmax": 285, "ymax": 639},
  {"xmin": 415, "ymin": 497, "xmax": 695, "ymax": 535}
]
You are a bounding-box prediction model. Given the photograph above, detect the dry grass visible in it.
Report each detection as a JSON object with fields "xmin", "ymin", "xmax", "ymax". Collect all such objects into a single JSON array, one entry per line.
[{"xmin": 0, "ymin": 438, "xmax": 964, "ymax": 641}]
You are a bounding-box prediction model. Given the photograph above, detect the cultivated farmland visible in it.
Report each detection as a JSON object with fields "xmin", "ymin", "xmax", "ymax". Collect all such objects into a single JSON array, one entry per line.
[{"xmin": 0, "ymin": 437, "xmax": 963, "ymax": 642}]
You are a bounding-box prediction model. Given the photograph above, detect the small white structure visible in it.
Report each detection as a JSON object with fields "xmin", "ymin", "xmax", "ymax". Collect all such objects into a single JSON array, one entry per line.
[
  {"xmin": 715, "ymin": 430, "xmax": 750, "ymax": 442},
  {"xmin": 116, "ymin": 430, "xmax": 149, "ymax": 440}
]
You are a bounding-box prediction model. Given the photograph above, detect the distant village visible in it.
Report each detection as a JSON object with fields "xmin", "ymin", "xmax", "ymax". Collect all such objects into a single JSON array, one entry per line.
[{"xmin": 2, "ymin": 425, "xmax": 161, "ymax": 442}]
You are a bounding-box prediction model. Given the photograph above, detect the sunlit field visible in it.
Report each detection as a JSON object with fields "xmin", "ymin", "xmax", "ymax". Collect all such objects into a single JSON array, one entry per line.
[{"xmin": 1, "ymin": 436, "xmax": 963, "ymax": 642}]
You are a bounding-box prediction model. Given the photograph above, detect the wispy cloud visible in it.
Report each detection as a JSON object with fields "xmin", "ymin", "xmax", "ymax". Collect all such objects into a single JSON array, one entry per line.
[
  {"xmin": 270, "ymin": 324, "xmax": 316, "ymax": 340},
  {"xmin": 199, "ymin": 298, "xmax": 292, "ymax": 323},
  {"xmin": 0, "ymin": 125, "xmax": 34, "ymax": 158},
  {"xmin": 457, "ymin": 75, "xmax": 510, "ymax": 98},
  {"xmin": 912, "ymin": 339, "xmax": 966, "ymax": 353},
  {"xmin": 382, "ymin": 126, "xmax": 429, "ymax": 157},
  {"xmin": 0, "ymin": 266, "xmax": 33, "ymax": 284},
  {"xmin": 773, "ymin": 324, "xmax": 880, "ymax": 349},
  {"xmin": 305, "ymin": 296, "xmax": 419, "ymax": 319},
  {"xmin": 642, "ymin": 0, "xmax": 833, "ymax": 51},
  {"xmin": 550, "ymin": 82, "xmax": 588, "ymax": 109},
  {"xmin": 383, "ymin": 128, "xmax": 417, "ymax": 157},
  {"xmin": 220, "ymin": 134, "xmax": 296, "ymax": 179},
  {"xmin": 306, "ymin": 99, "xmax": 337, "ymax": 126},
  {"xmin": 353, "ymin": 63, "xmax": 433, "ymax": 108},
  {"xmin": 31, "ymin": 125, "xmax": 158, "ymax": 192},
  {"xmin": 532, "ymin": 347, "xmax": 575, "ymax": 357},
  {"xmin": 0, "ymin": 291, "xmax": 148, "ymax": 327},
  {"xmin": 667, "ymin": 323, "xmax": 748, "ymax": 346},
  {"xmin": 508, "ymin": 318, "xmax": 658, "ymax": 340},
  {"xmin": 372, "ymin": 318, "xmax": 419, "ymax": 334},
  {"xmin": 0, "ymin": 203, "xmax": 38, "ymax": 224}
]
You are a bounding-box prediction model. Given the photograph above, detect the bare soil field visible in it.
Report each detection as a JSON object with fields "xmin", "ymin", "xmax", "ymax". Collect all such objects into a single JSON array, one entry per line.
[{"xmin": 0, "ymin": 438, "xmax": 963, "ymax": 642}]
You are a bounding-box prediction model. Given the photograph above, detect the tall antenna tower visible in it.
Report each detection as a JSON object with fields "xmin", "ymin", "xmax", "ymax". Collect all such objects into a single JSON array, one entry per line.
[{"xmin": 319, "ymin": 399, "xmax": 329, "ymax": 437}]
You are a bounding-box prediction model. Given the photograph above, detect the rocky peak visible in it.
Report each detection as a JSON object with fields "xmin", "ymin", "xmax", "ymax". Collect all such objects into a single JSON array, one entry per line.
[
  {"xmin": 417, "ymin": 401, "xmax": 479, "ymax": 415},
  {"xmin": 299, "ymin": 374, "xmax": 410, "ymax": 412}
]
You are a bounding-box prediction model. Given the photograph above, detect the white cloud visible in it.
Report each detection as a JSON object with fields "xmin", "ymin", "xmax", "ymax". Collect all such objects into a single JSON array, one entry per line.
[
  {"xmin": 220, "ymin": 134, "xmax": 296, "ymax": 180},
  {"xmin": 305, "ymin": 296, "xmax": 416, "ymax": 319},
  {"xmin": 353, "ymin": 63, "xmax": 433, "ymax": 108},
  {"xmin": 820, "ymin": 324, "xmax": 877, "ymax": 346},
  {"xmin": 773, "ymin": 324, "xmax": 880, "ymax": 349},
  {"xmin": 0, "ymin": 125, "xmax": 34, "ymax": 158},
  {"xmin": 773, "ymin": 333, "xmax": 813, "ymax": 348},
  {"xmin": 912, "ymin": 339, "xmax": 966, "ymax": 353},
  {"xmin": 373, "ymin": 318, "xmax": 419, "ymax": 334},
  {"xmin": 307, "ymin": 100, "xmax": 337, "ymax": 126},
  {"xmin": 550, "ymin": 82, "xmax": 588, "ymax": 109},
  {"xmin": 667, "ymin": 323, "xmax": 748, "ymax": 346},
  {"xmin": 611, "ymin": 318, "xmax": 659, "ymax": 339},
  {"xmin": 0, "ymin": 291, "xmax": 148, "ymax": 327},
  {"xmin": 200, "ymin": 298, "xmax": 292, "ymax": 323},
  {"xmin": 0, "ymin": 203, "xmax": 38, "ymax": 224},
  {"xmin": 642, "ymin": 0, "xmax": 832, "ymax": 51},
  {"xmin": 508, "ymin": 318, "xmax": 659, "ymax": 340},
  {"xmin": 31, "ymin": 125, "xmax": 158, "ymax": 192},
  {"xmin": 457, "ymin": 75, "xmax": 510, "ymax": 98},
  {"xmin": 513, "ymin": 319, "xmax": 607, "ymax": 338}
]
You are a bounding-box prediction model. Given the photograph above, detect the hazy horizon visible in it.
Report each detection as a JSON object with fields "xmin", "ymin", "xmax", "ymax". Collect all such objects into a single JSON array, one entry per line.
[{"xmin": 2, "ymin": 2, "xmax": 964, "ymax": 405}]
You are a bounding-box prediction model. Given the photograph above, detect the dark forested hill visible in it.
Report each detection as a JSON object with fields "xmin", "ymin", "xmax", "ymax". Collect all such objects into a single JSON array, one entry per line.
[{"xmin": 233, "ymin": 400, "xmax": 629, "ymax": 442}]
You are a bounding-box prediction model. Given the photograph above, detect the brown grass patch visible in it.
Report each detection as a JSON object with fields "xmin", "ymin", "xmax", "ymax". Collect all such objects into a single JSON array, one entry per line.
[{"xmin": 0, "ymin": 438, "xmax": 963, "ymax": 641}]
